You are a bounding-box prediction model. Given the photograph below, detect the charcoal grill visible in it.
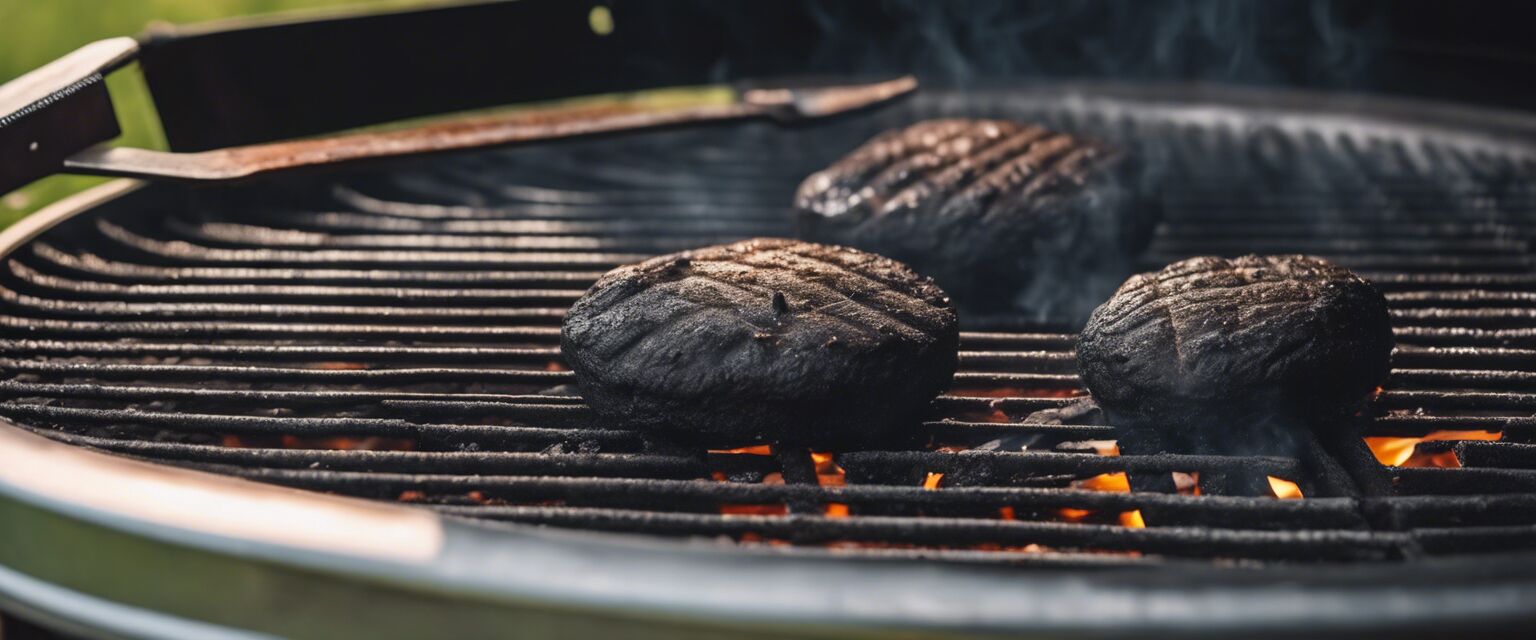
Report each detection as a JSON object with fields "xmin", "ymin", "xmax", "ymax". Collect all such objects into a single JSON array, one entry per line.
[{"xmin": 4, "ymin": 1, "xmax": 1536, "ymax": 639}]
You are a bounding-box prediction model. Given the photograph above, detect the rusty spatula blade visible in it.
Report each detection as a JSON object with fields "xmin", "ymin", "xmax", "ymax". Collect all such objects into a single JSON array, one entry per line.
[{"xmin": 62, "ymin": 76, "xmax": 917, "ymax": 183}]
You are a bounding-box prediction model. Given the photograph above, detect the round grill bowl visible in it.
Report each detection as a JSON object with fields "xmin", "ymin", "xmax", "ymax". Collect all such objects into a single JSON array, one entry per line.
[{"xmin": 3, "ymin": 83, "xmax": 1536, "ymax": 639}]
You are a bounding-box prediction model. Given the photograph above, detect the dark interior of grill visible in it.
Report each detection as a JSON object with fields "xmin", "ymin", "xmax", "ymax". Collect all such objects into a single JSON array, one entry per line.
[{"xmin": 4, "ymin": 87, "xmax": 1536, "ymax": 567}]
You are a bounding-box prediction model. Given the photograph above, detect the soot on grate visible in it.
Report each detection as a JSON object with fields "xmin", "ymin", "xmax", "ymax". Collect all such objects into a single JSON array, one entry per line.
[{"xmin": 3, "ymin": 88, "xmax": 1536, "ymax": 567}]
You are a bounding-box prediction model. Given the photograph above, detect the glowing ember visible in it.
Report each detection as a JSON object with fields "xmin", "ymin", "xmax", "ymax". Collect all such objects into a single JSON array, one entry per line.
[
  {"xmin": 1173, "ymin": 472, "xmax": 1201, "ymax": 496},
  {"xmin": 738, "ymin": 532, "xmax": 791, "ymax": 546},
  {"xmin": 710, "ymin": 444, "xmax": 775, "ymax": 455},
  {"xmin": 1267, "ymin": 476, "xmax": 1304, "ymax": 499},
  {"xmin": 981, "ymin": 408, "xmax": 1013, "ymax": 423},
  {"xmin": 998, "ymin": 506, "xmax": 1017, "ymax": 520},
  {"xmin": 281, "ymin": 435, "xmax": 415, "ymax": 451},
  {"xmin": 397, "ymin": 490, "xmax": 426, "ymax": 502},
  {"xmin": 1364, "ymin": 430, "xmax": 1499, "ymax": 467},
  {"xmin": 1120, "ymin": 510, "xmax": 1146, "ymax": 528},
  {"xmin": 315, "ymin": 362, "xmax": 368, "ymax": 370},
  {"xmin": 544, "ymin": 360, "xmax": 569, "ymax": 372},
  {"xmin": 824, "ymin": 503, "xmax": 850, "ymax": 518},
  {"xmin": 922, "ymin": 472, "xmax": 945, "ymax": 490},
  {"xmin": 1058, "ymin": 508, "xmax": 1092, "ymax": 522}
]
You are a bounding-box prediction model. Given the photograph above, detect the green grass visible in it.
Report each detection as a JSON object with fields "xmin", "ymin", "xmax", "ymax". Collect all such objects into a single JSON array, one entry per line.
[{"xmin": 0, "ymin": 0, "xmax": 430, "ymax": 227}]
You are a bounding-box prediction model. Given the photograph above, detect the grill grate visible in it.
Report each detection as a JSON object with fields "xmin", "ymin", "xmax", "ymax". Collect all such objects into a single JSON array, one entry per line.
[{"xmin": 4, "ymin": 88, "xmax": 1536, "ymax": 566}]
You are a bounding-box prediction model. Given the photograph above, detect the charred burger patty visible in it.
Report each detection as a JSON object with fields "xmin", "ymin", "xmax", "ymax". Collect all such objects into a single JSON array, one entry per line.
[
  {"xmin": 1076, "ymin": 255, "xmax": 1393, "ymax": 445},
  {"xmin": 561, "ymin": 238, "xmax": 959, "ymax": 449},
  {"xmin": 794, "ymin": 118, "xmax": 1155, "ymax": 317}
]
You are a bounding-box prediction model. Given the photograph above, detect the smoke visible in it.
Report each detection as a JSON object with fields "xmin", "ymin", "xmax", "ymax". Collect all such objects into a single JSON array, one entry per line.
[{"xmin": 776, "ymin": 0, "xmax": 1385, "ymax": 91}]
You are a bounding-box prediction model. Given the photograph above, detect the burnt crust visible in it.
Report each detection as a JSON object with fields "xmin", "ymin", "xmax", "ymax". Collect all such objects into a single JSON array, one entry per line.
[
  {"xmin": 795, "ymin": 118, "xmax": 1157, "ymax": 318},
  {"xmin": 1076, "ymin": 255, "xmax": 1394, "ymax": 449},
  {"xmin": 561, "ymin": 238, "xmax": 960, "ymax": 449}
]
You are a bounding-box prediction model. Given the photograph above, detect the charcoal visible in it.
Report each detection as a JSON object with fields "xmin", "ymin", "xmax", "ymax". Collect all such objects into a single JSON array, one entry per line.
[
  {"xmin": 561, "ymin": 238, "xmax": 959, "ymax": 449},
  {"xmin": 1076, "ymin": 255, "xmax": 1393, "ymax": 452},
  {"xmin": 794, "ymin": 118, "xmax": 1158, "ymax": 319}
]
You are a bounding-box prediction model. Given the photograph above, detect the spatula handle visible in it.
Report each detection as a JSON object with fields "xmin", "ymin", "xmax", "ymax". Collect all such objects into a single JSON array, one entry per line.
[{"xmin": 0, "ymin": 38, "xmax": 138, "ymax": 196}]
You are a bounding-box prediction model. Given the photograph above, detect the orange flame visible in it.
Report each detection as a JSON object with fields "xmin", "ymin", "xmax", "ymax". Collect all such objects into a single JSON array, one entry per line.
[
  {"xmin": 1088, "ymin": 441, "xmax": 1121, "ymax": 457},
  {"xmin": 922, "ymin": 472, "xmax": 945, "ymax": 490},
  {"xmin": 1060, "ymin": 472, "xmax": 1133, "ymax": 524},
  {"xmin": 1267, "ymin": 476, "xmax": 1304, "ymax": 499},
  {"xmin": 1364, "ymin": 430, "xmax": 1500, "ymax": 467},
  {"xmin": 811, "ymin": 451, "xmax": 847, "ymax": 486},
  {"xmin": 1075, "ymin": 472, "xmax": 1131, "ymax": 492}
]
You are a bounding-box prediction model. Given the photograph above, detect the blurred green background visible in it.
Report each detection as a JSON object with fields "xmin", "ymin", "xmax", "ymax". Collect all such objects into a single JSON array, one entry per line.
[{"xmin": 0, "ymin": 0, "xmax": 428, "ymax": 228}]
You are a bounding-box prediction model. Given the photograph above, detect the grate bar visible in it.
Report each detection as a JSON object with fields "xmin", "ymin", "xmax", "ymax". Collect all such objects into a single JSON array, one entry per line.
[
  {"xmin": 27, "ymin": 243, "xmax": 608, "ymax": 286},
  {"xmin": 0, "ymin": 380, "xmax": 584, "ymax": 408},
  {"xmin": 0, "ymin": 340, "xmax": 564, "ymax": 363},
  {"xmin": 0, "ymin": 359, "xmax": 572, "ymax": 385},
  {"xmin": 98, "ymin": 220, "xmax": 647, "ymax": 268},
  {"xmin": 8, "ymin": 260, "xmax": 588, "ymax": 303},
  {"xmin": 41, "ymin": 431, "xmax": 683, "ymax": 476},
  {"xmin": 0, "ymin": 403, "xmax": 628, "ymax": 447}
]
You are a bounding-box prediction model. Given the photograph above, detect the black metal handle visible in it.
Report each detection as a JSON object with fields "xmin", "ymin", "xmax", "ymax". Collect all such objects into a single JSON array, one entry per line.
[{"xmin": 0, "ymin": 37, "xmax": 138, "ymax": 196}]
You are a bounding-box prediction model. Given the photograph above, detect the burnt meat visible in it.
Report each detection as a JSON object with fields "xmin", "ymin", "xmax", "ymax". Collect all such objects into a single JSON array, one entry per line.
[
  {"xmin": 1076, "ymin": 255, "xmax": 1393, "ymax": 451},
  {"xmin": 795, "ymin": 118, "xmax": 1157, "ymax": 319},
  {"xmin": 561, "ymin": 238, "xmax": 959, "ymax": 449}
]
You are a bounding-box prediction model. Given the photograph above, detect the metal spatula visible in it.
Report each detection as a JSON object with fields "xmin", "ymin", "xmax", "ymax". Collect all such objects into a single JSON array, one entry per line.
[{"xmin": 0, "ymin": 37, "xmax": 915, "ymax": 195}]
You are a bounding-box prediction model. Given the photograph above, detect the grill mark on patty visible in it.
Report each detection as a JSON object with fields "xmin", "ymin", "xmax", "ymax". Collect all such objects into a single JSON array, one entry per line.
[
  {"xmin": 801, "ymin": 120, "xmax": 977, "ymax": 217},
  {"xmin": 866, "ymin": 122, "xmax": 1030, "ymax": 219},
  {"xmin": 760, "ymin": 245, "xmax": 951, "ymax": 325},
  {"xmin": 1096, "ymin": 278, "xmax": 1335, "ymax": 330},
  {"xmin": 884, "ymin": 125, "xmax": 1055, "ymax": 221},
  {"xmin": 725, "ymin": 253, "xmax": 934, "ymax": 340},
  {"xmin": 726, "ymin": 262, "xmax": 928, "ymax": 341},
  {"xmin": 927, "ymin": 126, "xmax": 1055, "ymax": 208},
  {"xmin": 939, "ymin": 135, "xmax": 1084, "ymax": 223},
  {"xmin": 774, "ymin": 240, "xmax": 941, "ymax": 299},
  {"xmin": 583, "ymin": 242, "xmax": 939, "ymax": 349}
]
